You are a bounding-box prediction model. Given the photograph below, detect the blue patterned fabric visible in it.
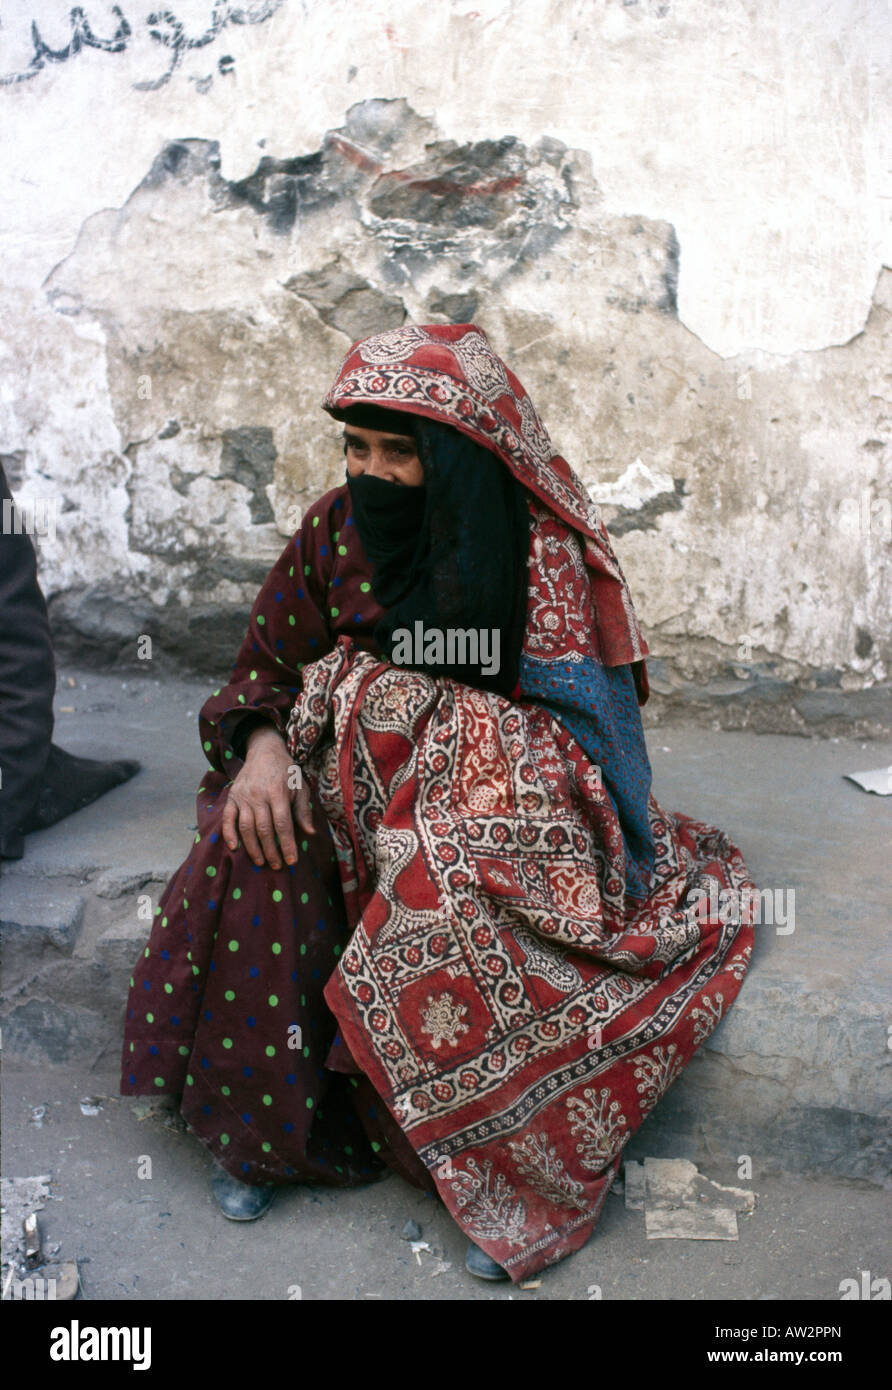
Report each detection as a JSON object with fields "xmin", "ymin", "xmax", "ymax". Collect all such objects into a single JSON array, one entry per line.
[{"xmin": 518, "ymin": 655, "xmax": 654, "ymax": 898}]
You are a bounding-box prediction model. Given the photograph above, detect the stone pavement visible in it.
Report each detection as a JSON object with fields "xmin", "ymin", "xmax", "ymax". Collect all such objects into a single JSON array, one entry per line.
[{"xmin": 1, "ymin": 667, "xmax": 890, "ymax": 1301}]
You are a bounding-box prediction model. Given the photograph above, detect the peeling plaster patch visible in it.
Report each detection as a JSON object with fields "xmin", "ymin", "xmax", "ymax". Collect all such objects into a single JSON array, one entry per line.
[
  {"xmin": 285, "ymin": 260, "xmax": 406, "ymax": 341},
  {"xmin": 592, "ymin": 458, "xmax": 676, "ymax": 509},
  {"xmin": 219, "ymin": 427, "xmax": 277, "ymax": 524},
  {"xmin": 591, "ymin": 459, "xmax": 687, "ymax": 536}
]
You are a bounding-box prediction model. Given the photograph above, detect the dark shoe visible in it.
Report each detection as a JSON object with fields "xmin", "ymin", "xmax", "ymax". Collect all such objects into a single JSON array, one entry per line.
[
  {"xmin": 20, "ymin": 743, "xmax": 140, "ymax": 833},
  {"xmin": 211, "ymin": 1164, "xmax": 276, "ymax": 1222},
  {"xmin": 465, "ymin": 1240, "xmax": 510, "ymax": 1281}
]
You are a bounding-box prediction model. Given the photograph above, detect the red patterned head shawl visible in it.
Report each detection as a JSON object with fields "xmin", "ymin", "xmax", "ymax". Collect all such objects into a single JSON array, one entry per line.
[{"xmin": 323, "ymin": 323, "xmax": 649, "ymax": 682}]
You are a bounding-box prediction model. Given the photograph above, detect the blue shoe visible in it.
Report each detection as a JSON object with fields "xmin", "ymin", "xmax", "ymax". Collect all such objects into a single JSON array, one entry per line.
[
  {"xmin": 465, "ymin": 1240, "xmax": 510, "ymax": 1281},
  {"xmin": 211, "ymin": 1163, "xmax": 276, "ymax": 1221}
]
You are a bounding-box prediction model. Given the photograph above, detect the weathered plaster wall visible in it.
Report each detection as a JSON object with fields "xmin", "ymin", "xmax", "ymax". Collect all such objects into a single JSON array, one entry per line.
[{"xmin": 1, "ymin": 0, "xmax": 890, "ymax": 730}]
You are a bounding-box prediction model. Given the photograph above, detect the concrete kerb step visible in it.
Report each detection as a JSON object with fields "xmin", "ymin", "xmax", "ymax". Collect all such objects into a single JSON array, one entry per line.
[{"xmin": 1, "ymin": 670, "xmax": 890, "ymax": 1188}]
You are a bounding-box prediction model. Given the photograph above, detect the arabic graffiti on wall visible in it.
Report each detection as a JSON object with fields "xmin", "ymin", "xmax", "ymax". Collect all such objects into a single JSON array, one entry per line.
[{"xmin": 0, "ymin": 1, "xmax": 286, "ymax": 91}]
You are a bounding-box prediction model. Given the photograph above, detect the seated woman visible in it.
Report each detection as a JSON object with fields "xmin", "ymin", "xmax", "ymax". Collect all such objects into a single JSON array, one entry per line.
[{"xmin": 121, "ymin": 323, "xmax": 755, "ymax": 1285}]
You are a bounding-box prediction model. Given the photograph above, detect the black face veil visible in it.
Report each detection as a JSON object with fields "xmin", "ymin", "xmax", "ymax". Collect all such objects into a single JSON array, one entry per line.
[{"xmin": 340, "ymin": 409, "xmax": 530, "ymax": 697}]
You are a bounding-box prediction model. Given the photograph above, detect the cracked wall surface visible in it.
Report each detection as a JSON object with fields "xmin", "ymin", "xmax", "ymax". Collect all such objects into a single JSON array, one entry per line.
[{"xmin": 1, "ymin": 1, "xmax": 890, "ymax": 730}]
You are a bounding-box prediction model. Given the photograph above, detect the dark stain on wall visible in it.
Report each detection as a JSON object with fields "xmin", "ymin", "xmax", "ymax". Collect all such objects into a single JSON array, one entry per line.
[{"xmin": 218, "ymin": 427, "xmax": 276, "ymax": 524}]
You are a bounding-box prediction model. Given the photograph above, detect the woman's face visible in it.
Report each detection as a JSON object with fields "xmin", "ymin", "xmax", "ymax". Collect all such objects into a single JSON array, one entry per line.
[{"xmin": 343, "ymin": 425, "xmax": 424, "ymax": 486}]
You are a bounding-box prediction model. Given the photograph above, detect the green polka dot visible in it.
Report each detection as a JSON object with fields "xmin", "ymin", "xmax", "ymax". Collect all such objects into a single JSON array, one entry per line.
[
  {"xmin": 301, "ymin": 840, "xmax": 308, "ymax": 851},
  {"xmin": 129, "ymin": 1042, "xmax": 134, "ymax": 1053},
  {"xmin": 338, "ymin": 544, "xmax": 347, "ymax": 555},
  {"xmin": 192, "ymin": 964, "xmax": 200, "ymax": 976},
  {"xmin": 224, "ymin": 750, "xmax": 233, "ymax": 760},
  {"xmin": 161, "ymin": 916, "xmax": 167, "ymax": 927},
  {"xmin": 154, "ymin": 1077, "xmax": 165, "ymax": 1087},
  {"xmin": 371, "ymin": 1141, "xmax": 381, "ymax": 1152},
  {"xmin": 333, "ymin": 530, "xmax": 340, "ymax": 541},
  {"xmin": 257, "ymin": 615, "xmax": 265, "ymax": 625},
  {"xmin": 300, "ymin": 944, "xmax": 307, "ymax": 956},
  {"xmin": 186, "ymin": 952, "xmax": 192, "ymax": 962},
  {"xmin": 203, "ymin": 740, "xmax": 212, "ymax": 751},
  {"xmin": 228, "ymin": 939, "xmax": 239, "ymax": 952},
  {"xmin": 272, "ymin": 889, "xmax": 283, "ymax": 902},
  {"xmin": 130, "ymin": 977, "xmax": 134, "ymax": 988},
  {"xmin": 306, "ymin": 1097, "xmax": 314, "ymax": 1109},
  {"xmin": 304, "ymin": 564, "xmax": 311, "ymax": 575},
  {"xmin": 220, "ymin": 1133, "xmax": 230, "ymax": 1146},
  {"xmin": 225, "ymin": 989, "xmax": 236, "ymax": 1002},
  {"xmin": 262, "ymin": 1142, "xmax": 272, "ymax": 1153},
  {"xmin": 333, "ymin": 944, "xmax": 341, "ymax": 957},
  {"xmin": 289, "ymin": 614, "xmax": 296, "ymax": 625},
  {"xmin": 268, "ymin": 994, "xmax": 278, "ymax": 1007},
  {"xmin": 213, "ymin": 688, "xmax": 221, "ymax": 697},
  {"xmin": 249, "ymin": 669, "xmax": 258, "ymax": 681},
  {"xmin": 300, "ymin": 892, "xmax": 309, "ymax": 904},
  {"xmin": 232, "ymin": 888, "xmax": 241, "ymax": 901},
  {"xmin": 183, "ymin": 898, "xmax": 189, "ymax": 909},
  {"xmin": 206, "ymin": 866, "xmax": 216, "ymax": 877},
  {"xmin": 301, "ymin": 994, "xmax": 306, "ymax": 1006},
  {"xmin": 222, "ymin": 1038, "xmax": 233, "ymax": 1049},
  {"xmin": 186, "ymin": 1074, "xmax": 194, "ymax": 1086},
  {"xmin": 330, "ymin": 606, "xmax": 339, "ymax": 617},
  {"xmin": 288, "ymin": 566, "xmax": 294, "ymax": 577},
  {"xmin": 345, "ymin": 1146, "xmax": 353, "ymax": 1156},
  {"xmin": 271, "ymin": 942, "xmax": 281, "ymax": 955},
  {"xmin": 164, "ymin": 983, "xmax": 173, "ymax": 994},
  {"xmin": 144, "ymin": 947, "xmax": 150, "ymax": 957},
  {"xmin": 154, "ymin": 905, "xmax": 162, "ymax": 917},
  {"xmin": 238, "ymin": 694, "xmax": 246, "ymax": 704},
  {"xmin": 265, "ymin": 1045, "xmax": 276, "ymax": 1057},
  {"xmin": 312, "ymin": 515, "xmax": 319, "ymax": 527},
  {"xmin": 302, "ymin": 1045, "xmax": 309, "ymax": 1059},
  {"xmin": 145, "ymin": 1012, "xmax": 154, "ymax": 1023},
  {"xmin": 360, "ymin": 582, "xmax": 371, "ymax": 593},
  {"xmin": 221, "ymin": 1085, "xmax": 231, "ymax": 1097},
  {"xmin": 262, "ymin": 1094, "xmax": 273, "ymax": 1106},
  {"xmin": 178, "ymin": 1045, "xmax": 188, "ymax": 1056},
  {"xmin": 194, "ymin": 834, "xmax": 200, "ymax": 844}
]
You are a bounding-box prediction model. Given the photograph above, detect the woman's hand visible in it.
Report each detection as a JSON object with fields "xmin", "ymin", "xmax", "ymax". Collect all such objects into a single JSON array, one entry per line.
[{"xmin": 221, "ymin": 724, "xmax": 315, "ymax": 869}]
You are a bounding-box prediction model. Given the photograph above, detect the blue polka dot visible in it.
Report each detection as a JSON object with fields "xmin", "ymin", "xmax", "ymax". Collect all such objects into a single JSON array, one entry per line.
[
  {"xmin": 143, "ymin": 981, "xmax": 150, "ymax": 991},
  {"xmin": 207, "ymin": 900, "xmax": 216, "ymax": 910},
  {"xmin": 252, "ymin": 915, "xmax": 261, "ymax": 927},
  {"xmin": 275, "ymin": 591, "xmax": 283, "ymax": 602},
  {"xmin": 149, "ymin": 1045, "xmax": 159, "ymax": 1056},
  {"xmin": 243, "ymin": 1066, "xmax": 253, "ymax": 1078},
  {"xmin": 241, "ymin": 1163, "xmax": 251, "ymax": 1174},
  {"xmin": 297, "ymin": 589, "xmax": 305, "ymax": 599},
  {"xmin": 316, "ymin": 918, "xmax": 326, "ymax": 931},
  {"xmin": 332, "ymin": 576, "xmax": 342, "ymax": 587},
  {"xmin": 319, "ymin": 545, "xmax": 329, "ymax": 557},
  {"xmin": 285, "ymin": 1073, "xmax": 296, "ymax": 1085},
  {"xmin": 283, "ymin": 1122, "xmax": 294, "ymax": 1134},
  {"xmin": 209, "ymin": 832, "xmax": 218, "ymax": 844},
  {"xmin": 204, "ymin": 1009, "xmax": 212, "ymax": 1022},
  {"xmin": 202, "ymin": 1104, "xmax": 211, "ymax": 1115},
  {"xmin": 250, "ymin": 967, "xmax": 259, "ymax": 979},
  {"xmin": 334, "ymin": 497, "xmax": 343, "ymax": 509},
  {"xmin": 161, "ymin": 950, "xmax": 170, "ymax": 960},
  {"xmin": 171, "ymin": 1015, "xmax": 180, "ymax": 1026},
  {"xmin": 128, "ymin": 1074, "xmax": 136, "ymax": 1084},
  {"xmin": 201, "ymin": 1057, "xmax": 210, "ymax": 1069},
  {"xmin": 247, "ymin": 1016, "xmax": 256, "ymax": 1028},
  {"xmin": 242, "ymin": 1113, "xmax": 252, "ymax": 1124}
]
